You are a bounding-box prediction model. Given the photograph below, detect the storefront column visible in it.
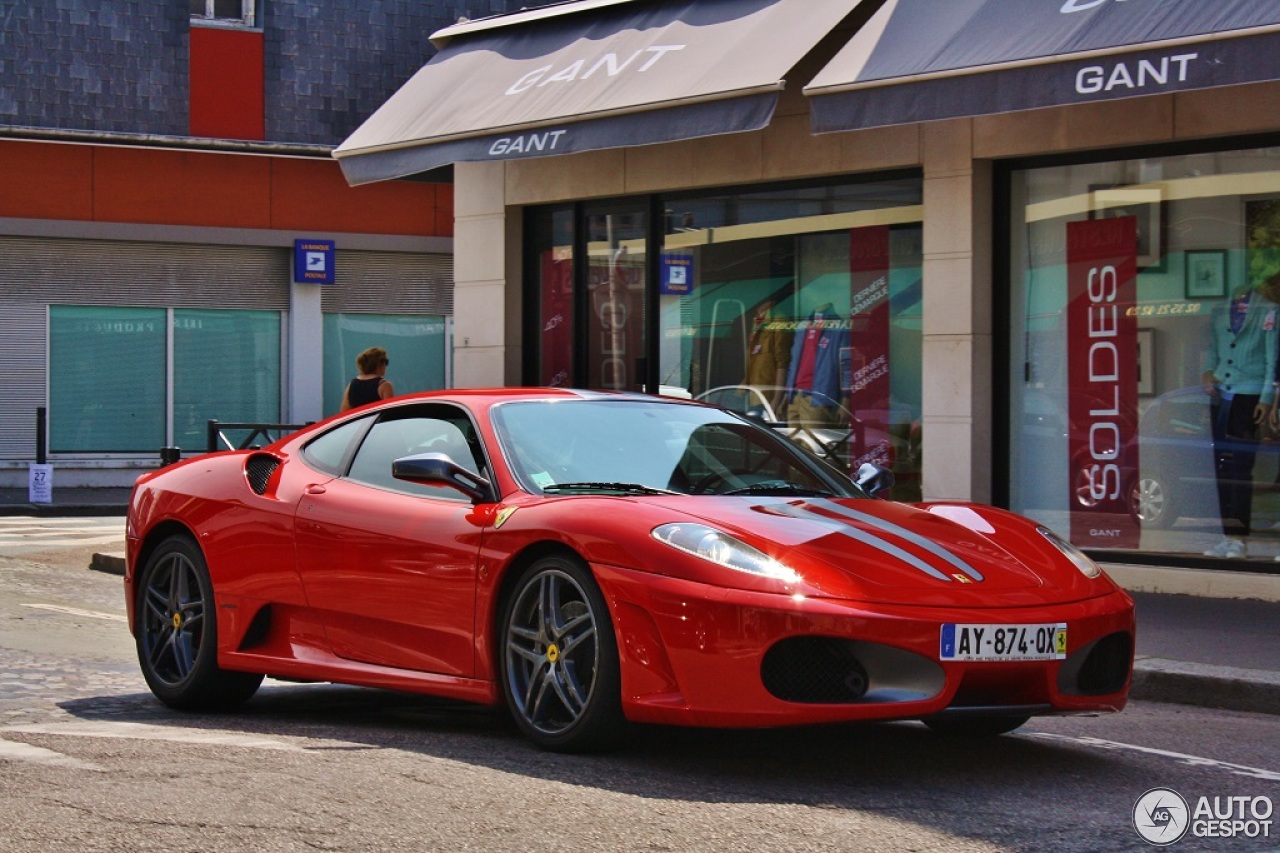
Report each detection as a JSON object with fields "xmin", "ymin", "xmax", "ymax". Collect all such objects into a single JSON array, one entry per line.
[
  {"xmin": 454, "ymin": 161, "xmax": 520, "ymax": 387},
  {"xmin": 288, "ymin": 281, "xmax": 324, "ymax": 424},
  {"xmin": 921, "ymin": 120, "xmax": 993, "ymax": 503}
]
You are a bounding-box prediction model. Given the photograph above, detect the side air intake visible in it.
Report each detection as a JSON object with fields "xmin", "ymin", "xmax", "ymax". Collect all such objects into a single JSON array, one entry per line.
[{"xmin": 245, "ymin": 453, "xmax": 282, "ymax": 496}]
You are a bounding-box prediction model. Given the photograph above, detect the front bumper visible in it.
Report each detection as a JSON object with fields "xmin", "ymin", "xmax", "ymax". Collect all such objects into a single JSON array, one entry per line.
[{"xmin": 594, "ymin": 563, "xmax": 1134, "ymax": 728}]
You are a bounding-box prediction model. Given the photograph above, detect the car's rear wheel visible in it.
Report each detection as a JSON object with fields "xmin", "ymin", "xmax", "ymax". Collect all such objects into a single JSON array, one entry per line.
[
  {"xmin": 499, "ymin": 553, "xmax": 625, "ymax": 752},
  {"xmin": 136, "ymin": 535, "xmax": 263, "ymax": 710},
  {"xmin": 922, "ymin": 714, "xmax": 1031, "ymax": 737}
]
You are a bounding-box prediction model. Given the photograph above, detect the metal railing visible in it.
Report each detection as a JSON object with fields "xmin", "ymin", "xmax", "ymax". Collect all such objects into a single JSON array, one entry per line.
[{"xmin": 206, "ymin": 420, "xmax": 310, "ymax": 453}]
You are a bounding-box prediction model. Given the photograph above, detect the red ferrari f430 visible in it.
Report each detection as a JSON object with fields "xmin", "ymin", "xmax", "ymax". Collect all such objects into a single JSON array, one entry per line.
[{"xmin": 125, "ymin": 389, "xmax": 1134, "ymax": 752}]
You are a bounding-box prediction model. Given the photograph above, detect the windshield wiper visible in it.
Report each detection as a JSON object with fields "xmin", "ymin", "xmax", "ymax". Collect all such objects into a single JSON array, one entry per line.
[
  {"xmin": 541, "ymin": 482, "xmax": 681, "ymax": 496},
  {"xmin": 722, "ymin": 481, "xmax": 836, "ymax": 497}
]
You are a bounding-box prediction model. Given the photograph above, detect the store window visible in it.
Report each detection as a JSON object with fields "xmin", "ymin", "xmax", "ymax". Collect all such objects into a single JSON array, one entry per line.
[
  {"xmin": 322, "ymin": 313, "xmax": 451, "ymax": 416},
  {"xmin": 50, "ymin": 306, "xmax": 166, "ymax": 454},
  {"xmin": 173, "ymin": 308, "xmax": 280, "ymax": 452},
  {"xmin": 1007, "ymin": 144, "xmax": 1280, "ymax": 560},
  {"xmin": 525, "ymin": 176, "xmax": 925, "ymax": 498},
  {"xmin": 49, "ymin": 306, "xmax": 280, "ymax": 454}
]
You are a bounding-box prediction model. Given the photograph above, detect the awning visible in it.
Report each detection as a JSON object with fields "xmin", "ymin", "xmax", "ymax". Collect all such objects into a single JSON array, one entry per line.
[
  {"xmin": 335, "ymin": 0, "xmax": 868, "ymax": 185},
  {"xmin": 806, "ymin": 0, "xmax": 1280, "ymax": 133}
]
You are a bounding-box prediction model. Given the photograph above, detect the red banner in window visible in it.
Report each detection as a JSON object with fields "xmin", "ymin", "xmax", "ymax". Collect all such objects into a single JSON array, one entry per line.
[
  {"xmin": 1065, "ymin": 217, "xmax": 1140, "ymax": 549},
  {"xmin": 538, "ymin": 248, "xmax": 574, "ymax": 387},
  {"xmin": 847, "ymin": 225, "xmax": 892, "ymax": 471}
]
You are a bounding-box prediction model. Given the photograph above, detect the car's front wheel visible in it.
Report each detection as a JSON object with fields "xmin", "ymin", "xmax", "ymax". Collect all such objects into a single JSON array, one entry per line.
[
  {"xmin": 136, "ymin": 535, "xmax": 263, "ymax": 710},
  {"xmin": 499, "ymin": 553, "xmax": 625, "ymax": 752}
]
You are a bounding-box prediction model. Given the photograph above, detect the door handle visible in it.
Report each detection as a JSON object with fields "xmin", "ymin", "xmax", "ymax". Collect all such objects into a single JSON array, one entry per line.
[{"xmin": 305, "ymin": 484, "xmax": 327, "ymax": 495}]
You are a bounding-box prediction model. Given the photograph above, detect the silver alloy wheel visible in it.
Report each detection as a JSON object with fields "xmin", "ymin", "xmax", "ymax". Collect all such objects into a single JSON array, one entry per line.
[
  {"xmin": 1131, "ymin": 476, "xmax": 1168, "ymax": 526},
  {"xmin": 135, "ymin": 535, "xmax": 262, "ymax": 710},
  {"xmin": 140, "ymin": 546, "xmax": 207, "ymax": 687},
  {"xmin": 504, "ymin": 567, "xmax": 600, "ymax": 737}
]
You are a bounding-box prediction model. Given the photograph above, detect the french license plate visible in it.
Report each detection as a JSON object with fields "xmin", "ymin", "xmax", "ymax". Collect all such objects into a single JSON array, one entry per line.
[{"xmin": 940, "ymin": 622, "xmax": 1067, "ymax": 662}]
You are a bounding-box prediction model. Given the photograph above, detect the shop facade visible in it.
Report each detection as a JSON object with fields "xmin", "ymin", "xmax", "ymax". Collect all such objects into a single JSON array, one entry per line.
[{"xmin": 337, "ymin": 0, "xmax": 1280, "ymax": 567}]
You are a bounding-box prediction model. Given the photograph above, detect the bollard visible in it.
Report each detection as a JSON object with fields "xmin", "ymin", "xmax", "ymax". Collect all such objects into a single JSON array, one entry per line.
[{"xmin": 160, "ymin": 446, "xmax": 181, "ymax": 467}]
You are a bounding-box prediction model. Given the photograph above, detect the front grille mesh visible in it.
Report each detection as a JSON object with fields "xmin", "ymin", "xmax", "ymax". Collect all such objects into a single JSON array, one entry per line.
[{"xmin": 761, "ymin": 637, "xmax": 869, "ymax": 703}]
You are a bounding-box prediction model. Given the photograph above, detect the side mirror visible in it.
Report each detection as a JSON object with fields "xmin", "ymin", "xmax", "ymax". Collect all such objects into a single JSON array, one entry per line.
[
  {"xmin": 854, "ymin": 462, "xmax": 896, "ymax": 498},
  {"xmin": 393, "ymin": 452, "xmax": 493, "ymax": 503}
]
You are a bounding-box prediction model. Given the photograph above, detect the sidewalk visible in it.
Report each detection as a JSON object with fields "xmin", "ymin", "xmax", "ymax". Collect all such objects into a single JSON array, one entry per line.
[
  {"xmin": 0, "ymin": 486, "xmax": 131, "ymax": 517},
  {"xmin": 2, "ymin": 487, "xmax": 1278, "ymax": 718}
]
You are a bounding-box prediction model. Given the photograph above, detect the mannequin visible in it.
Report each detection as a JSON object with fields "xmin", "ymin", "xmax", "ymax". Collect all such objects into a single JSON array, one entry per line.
[{"xmin": 1200, "ymin": 279, "xmax": 1279, "ymax": 558}]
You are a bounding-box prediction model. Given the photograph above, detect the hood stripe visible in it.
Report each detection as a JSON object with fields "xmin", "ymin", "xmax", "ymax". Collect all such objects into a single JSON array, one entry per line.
[
  {"xmin": 768, "ymin": 502, "xmax": 952, "ymax": 582},
  {"xmin": 802, "ymin": 500, "xmax": 985, "ymax": 582}
]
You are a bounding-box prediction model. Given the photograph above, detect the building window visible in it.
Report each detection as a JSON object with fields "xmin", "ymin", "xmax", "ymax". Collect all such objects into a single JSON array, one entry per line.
[
  {"xmin": 50, "ymin": 306, "xmax": 166, "ymax": 454},
  {"xmin": 322, "ymin": 314, "xmax": 452, "ymax": 417},
  {"xmin": 190, "ymin": 0, "xmax": 257, "ymax": 27},
  {"xmin": 173, "ymin": 309, "xmax": 281, "ymax": 453},
  {"xmin": 48, "ymin": 306, "xmax": 281, "ymax": 454},
  {"xmin": 525, "ymin": 176, "xmax": 925, "ymax": 500},
  {"xmin": 1006, "ymin": 143, "xmax": 1280, "ymax": 560}
]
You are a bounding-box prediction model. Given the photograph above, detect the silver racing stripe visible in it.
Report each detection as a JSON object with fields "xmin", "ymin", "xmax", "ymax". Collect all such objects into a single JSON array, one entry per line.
[
  {"xmin": 803, "ymin": 499, "xmax": 985, "ymax": 582},
  {"xmin": 765, "ymin": 501, "xmax": 952, "ymax": 582}
]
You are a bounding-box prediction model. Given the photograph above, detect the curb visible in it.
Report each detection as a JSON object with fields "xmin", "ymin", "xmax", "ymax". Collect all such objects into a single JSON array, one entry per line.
[
  {"xmin": 91, "ymin": 552, "xmax": 126, "ymax": 576},
  {"xmin": 1, "ymin": 504, "xmax": 128, "ymax": 518},
  {"xmin": 1130, "ymin": 657, "xmax": 1280, "ymax": 717}
]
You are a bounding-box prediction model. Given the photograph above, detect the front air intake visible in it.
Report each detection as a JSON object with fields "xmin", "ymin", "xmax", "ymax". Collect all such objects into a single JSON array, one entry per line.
[
  {"xmin": 761, "ymin": 637, "xmax": 870, "ymax": 703},
  {"xmin": 1058, "ymin": 631, "xmax": 1133, "ymax": 696}
]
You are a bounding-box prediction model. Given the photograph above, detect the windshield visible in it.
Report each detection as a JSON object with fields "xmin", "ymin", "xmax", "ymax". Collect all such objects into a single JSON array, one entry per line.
[{"xmin": 492, "ymin": 398, "xmax": 861, "ymax": 497}]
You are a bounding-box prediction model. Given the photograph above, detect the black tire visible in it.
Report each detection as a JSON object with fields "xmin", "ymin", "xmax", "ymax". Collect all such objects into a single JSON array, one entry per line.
[
  {"xmin": 135, "ymin": 535, "xmax": 263, "ymax": 711},
  {"xmin": 922, "ymin": 714, "xmax": 1031, "ymax": 737},
  {"xmin": 499, "ymin": 553, "xmax": 625, "ymax": 752}
]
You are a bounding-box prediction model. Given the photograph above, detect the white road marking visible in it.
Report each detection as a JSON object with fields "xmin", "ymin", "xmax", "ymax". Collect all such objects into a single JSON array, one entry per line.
[
  {"xmin": 0, "ymin": 738, "xmax": 105, "ymax": 771},
  {"xmin": 2, "ymin": 721, "xmax": 309, "ymax": 752},
  {"xmin": 20, "ymin": 603, "xmax": 128, "ymax": 623},
  {"xmin": 1029, "ymin": 732, "xmax": 1280, "ymax": 782},
  {"xmin": 0, "ymin": 518, "xmax": 125, "ymax": 552},
  {"xmin": 3, "ymin": 535, "xmax": 124, "ymax": 548}
]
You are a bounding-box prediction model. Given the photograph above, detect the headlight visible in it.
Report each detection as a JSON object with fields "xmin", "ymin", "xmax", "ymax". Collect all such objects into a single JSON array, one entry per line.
[
  {"xmin": 652, "ymin": 523, "xmax": 798, "ymax": 584},
  {"xmin": 1038, "ymin": 526, "xmax": 1102, "ymax": 579}
]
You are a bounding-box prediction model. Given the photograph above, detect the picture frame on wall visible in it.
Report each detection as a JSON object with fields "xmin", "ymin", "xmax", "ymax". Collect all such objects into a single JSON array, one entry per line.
[
  {"xmin": 1089, "ymin": 185, "xmax": 1166, "ymax": 271},
  {"xmin": 1185, "ymin": 250, "xmax": 1227, "ymax": 299}
]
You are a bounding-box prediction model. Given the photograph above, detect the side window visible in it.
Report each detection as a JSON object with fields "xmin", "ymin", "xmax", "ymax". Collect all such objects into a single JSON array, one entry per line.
[
  {"xmin": 346, "ymin": 407, "xmax": 485, "ymax": 498},
  {"xmin": 301, "ymin": 417, "xmax": 371, "ymax": 475}
]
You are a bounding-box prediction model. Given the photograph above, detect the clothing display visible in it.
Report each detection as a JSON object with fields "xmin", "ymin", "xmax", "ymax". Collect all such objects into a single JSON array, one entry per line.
[
  {"xmin": 784, "ymin": 307, "xmax": 849, "ymax": 405},
  {"xmin": 744, "ymin": 309, "xmax": 792, "ymax": 388}
]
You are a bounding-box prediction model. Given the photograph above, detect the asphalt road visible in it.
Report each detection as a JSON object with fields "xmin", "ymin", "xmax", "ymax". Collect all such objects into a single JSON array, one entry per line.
[{"xmin": 2, "ymin": 518, "xmax": 1279, "ymax": 852}]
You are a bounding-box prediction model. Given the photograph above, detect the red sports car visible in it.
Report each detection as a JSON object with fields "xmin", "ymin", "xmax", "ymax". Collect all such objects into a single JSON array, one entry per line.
[{"xmin": 124, "ymin": 388, "xmax": 1134, "ymax": 752}]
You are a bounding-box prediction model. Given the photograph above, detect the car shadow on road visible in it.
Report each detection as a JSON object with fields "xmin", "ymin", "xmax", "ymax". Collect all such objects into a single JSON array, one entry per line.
[{"xmin": 56, "ymin": 678, "xmax": 1121, "ymax": 805}]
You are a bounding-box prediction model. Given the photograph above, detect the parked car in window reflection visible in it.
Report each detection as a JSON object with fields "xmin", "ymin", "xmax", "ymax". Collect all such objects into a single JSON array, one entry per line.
[
  {"xmin": 696, "ymin": 385, "xmax": 920, "ymax": 500},
  {"xmin": 1128, "ymin": 385, "xmax": 1280, "ymax": 529}
]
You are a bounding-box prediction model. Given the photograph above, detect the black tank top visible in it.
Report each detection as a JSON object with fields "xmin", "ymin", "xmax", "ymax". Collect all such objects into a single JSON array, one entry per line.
[{"xmin": 347, "ymin": 376, "xmax": 385, "ymax": 408}]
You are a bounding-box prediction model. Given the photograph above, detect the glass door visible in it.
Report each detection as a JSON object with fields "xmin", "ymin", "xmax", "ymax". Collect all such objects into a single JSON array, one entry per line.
[{"xmin": 585, "ymin": 204, "xmax": 648, "ymax": 392}]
